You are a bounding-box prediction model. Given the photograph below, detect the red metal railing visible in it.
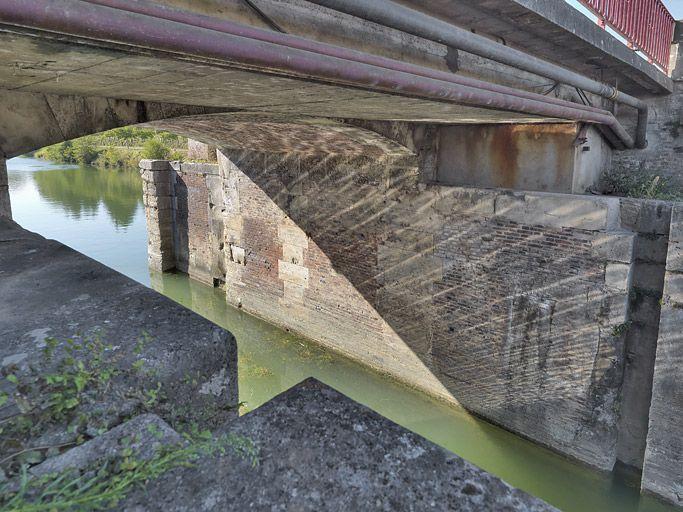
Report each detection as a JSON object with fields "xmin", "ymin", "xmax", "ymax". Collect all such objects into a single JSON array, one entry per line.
[{"xmin": 580, "ymin": 0, "xmax": 675, "ymax": 72}]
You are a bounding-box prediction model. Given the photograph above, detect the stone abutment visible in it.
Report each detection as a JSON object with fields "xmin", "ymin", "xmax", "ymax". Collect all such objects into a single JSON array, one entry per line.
[{"xmin": 140, "ymin": 145, "xmax": 680, "ymax": 505}]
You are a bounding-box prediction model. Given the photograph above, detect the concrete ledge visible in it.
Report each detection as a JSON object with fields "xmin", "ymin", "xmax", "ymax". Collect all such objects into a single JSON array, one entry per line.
[
  {"xmin": 620, "ymin": 199, "xmax": 672, "ymax": 236},
  {"xmin": 121, "ymin": 379, "xmax": 557, "ymax": 511},
  {"xmin": 437, "ymin": 186, "xmax": 623, "ymax": 231},
  {"xmin": 494, "ymin": 192, "xmax": 618, "ymax": 231},
  {"xmin": 0, "ymin": 218, "xmax": 238, "ymax": 458}
]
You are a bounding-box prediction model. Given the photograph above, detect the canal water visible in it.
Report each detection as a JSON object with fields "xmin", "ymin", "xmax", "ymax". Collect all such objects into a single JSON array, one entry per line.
[{"xmin": 5, "ymin": 156, "xmax": 674, "ymax": 512}]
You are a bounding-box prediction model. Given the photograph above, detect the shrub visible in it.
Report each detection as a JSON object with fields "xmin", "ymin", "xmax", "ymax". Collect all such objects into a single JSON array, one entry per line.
[
  {"xmin": 94, "ymin": 147, "xmax": 141, "ymax": 169},
  {"xmin": 34, "ymin": 128, "xmax": 187, "ymax": 167},
  {"xmin": 141, "ymin": 138, "xmax": 171, "ymax": 160},
  {"xmin": 71, "ymin": 138, "xmax": 100, "ymax": 165},
  {"xmin": 35, "ymin": 141, "xmax": 75, "ymax": 163}
]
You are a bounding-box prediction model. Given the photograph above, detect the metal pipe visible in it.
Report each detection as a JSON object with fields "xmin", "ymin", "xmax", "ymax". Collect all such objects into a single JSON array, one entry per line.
[
  {"xmin": 79, "ymin": 0, "xmax": 607, "ymax": 118},
  {"xmin": 0, "ymin": 0, "xmax": 634, "ymax": 148},
  {"xmin": 309, "ymin": 0, "xmax": 649, "ymax": 149}
]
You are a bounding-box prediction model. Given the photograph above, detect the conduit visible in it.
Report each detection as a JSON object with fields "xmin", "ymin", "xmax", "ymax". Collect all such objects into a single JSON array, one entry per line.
[
  {"xmin": 309, "ymin": 0, "xmax": 649, "ymax": 148},
  {"xmin": 0, "ymin": 0, "xmax": 635, "ymax": 148},
  {"xmin": 79, "ymin": 0, "xmax": 607, "ymax": 119}
]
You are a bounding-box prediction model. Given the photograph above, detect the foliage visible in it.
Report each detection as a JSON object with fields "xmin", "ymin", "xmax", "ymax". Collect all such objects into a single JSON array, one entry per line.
[
  {"xmin": 70, "ymin": 139, "xmax": 100, "ymax": 165},
  {"xmin": 0, "ymin": 334, "xmax": 126, "ymax": 474},
  {"xmin": 141, "ymin": 138, "xmax": 172, "ymax": 160},
  {"xmin": 94, "ymin": 147, "xmax": 141, "ymax": 170},
  {"xmin": 0, "ymin": 333, "xmax": 258, "ymax": 511},
  {"xmin": 0, "ymin": 432, "xmax": 258, "ymax": 511},
  {"xmin": 611, "ymin": 321, "xmax": 632, "ymax": 337},
  {"xmin": 34, "ymin": 127, "xmax": 187, "ymax": 169},
  {"xmin": 599, "ymin": 170, "xmax": 683, "ymax": 201}
]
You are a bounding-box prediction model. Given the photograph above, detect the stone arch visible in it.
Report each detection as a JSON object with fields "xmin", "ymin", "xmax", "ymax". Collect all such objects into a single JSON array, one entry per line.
[{"xmin": 0, "ymin": 89, "xmax": 225, "ymax": 158}]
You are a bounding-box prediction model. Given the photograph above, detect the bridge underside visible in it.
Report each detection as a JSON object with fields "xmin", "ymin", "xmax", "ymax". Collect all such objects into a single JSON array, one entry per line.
[{"xmin": 0, "ymin": 28, "xmax": 580, "ymax": 158}]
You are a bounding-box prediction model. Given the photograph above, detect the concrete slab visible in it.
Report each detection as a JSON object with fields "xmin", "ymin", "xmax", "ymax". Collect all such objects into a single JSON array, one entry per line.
[
  {"xmin": 121, "ymin": 378, "xmax": 557, "ymax": 511},
  {"xmin": 0, "ymin": 218, "xmax": 238, "ymax": 466}
]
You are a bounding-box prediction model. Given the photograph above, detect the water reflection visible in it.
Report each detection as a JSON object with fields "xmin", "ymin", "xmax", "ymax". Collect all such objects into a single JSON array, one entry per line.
[
  {"xmin": 6, "ymin": 156, "xmax": 149, "ymax": 284},
  {"xmin": 5, "ymin": 156, "xmax": 675, "ymax": 512},
  {"xmin": 31, "ymin": 160, "xmax": 142, "ymax": 228}
]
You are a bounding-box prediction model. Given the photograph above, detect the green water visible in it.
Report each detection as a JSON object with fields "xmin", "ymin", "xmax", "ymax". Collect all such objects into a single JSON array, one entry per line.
[{"xmin": 6, "ymin": 156, "xmax": 675, "ymax": 512}]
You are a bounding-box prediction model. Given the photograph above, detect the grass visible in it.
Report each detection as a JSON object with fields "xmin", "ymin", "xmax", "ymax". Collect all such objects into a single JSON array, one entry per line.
[
  {"xmin": 0, "ymin": 332, "xmax": 258, "ymax": 510},
  {"xmin": 598, "ymin": 169, "xmax": 683, "ymax": 201},
  {"xmin": 0, "ymin": 432, "xmax": 258, "ymax": 511}
]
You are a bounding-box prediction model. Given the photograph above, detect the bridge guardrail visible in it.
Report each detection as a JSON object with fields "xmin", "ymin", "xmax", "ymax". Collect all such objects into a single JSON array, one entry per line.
[{"xmin": 580, "ymin": 0, "xmax": 675, "ymax": 72}]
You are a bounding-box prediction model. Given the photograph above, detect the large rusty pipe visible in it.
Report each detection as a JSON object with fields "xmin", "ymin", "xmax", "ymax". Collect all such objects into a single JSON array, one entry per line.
[
  {"xmin": 0, "ymin": 0, "xmax": 634, "ymax": 148},
  {"xmin": 79, "ymin": 0, "xmax": 607, "ymax": 118},
  {"xmin": 309, "ymin": 0, "xmax": 649, "ymax": 149}
]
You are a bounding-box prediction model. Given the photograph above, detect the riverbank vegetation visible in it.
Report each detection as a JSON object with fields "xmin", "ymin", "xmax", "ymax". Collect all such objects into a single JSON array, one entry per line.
[
  {"xmin": 598, "ymin": 169, "xmax": 683, "ymax": 201},
  {"xmin": 34, "ymin": 128, "xmax": 187, "ymax": 169}
]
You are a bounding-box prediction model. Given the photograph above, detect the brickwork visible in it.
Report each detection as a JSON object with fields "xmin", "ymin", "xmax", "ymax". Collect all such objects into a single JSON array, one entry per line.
[
  {"xmin": 173, "ymin": 165, "xmax": 213, "ymax": 284},
  {"xmin": 142, "ymin": 150, "xmax": 679, "ymax": 479},
  {"xmin": 148, "ymin": 149, "xmax": 646, "ymax": 470}
]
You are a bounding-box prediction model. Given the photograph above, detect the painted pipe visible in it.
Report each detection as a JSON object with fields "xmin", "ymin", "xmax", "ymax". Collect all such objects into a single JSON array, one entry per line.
[
  {"xmin": 309, "ymin": 0, "xmax": 649, "ymax": 149},
  {"xmin": 0, "ymin": 0, "xmax": 634, "ymax": 148},
  {"xmin": 79, "ymin": 0, "xmax": 608, "ymax": 118}
]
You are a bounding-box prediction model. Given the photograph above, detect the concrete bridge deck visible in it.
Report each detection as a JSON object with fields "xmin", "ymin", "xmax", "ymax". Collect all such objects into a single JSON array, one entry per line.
[{"xmin": 0, "ymin": 0, "xmax": 665, "ymax": 157}]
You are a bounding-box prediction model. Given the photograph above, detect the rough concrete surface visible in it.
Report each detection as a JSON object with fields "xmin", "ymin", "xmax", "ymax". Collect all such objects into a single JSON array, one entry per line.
[
  {"xmin": 121, "ymin": 378, "xmax": 557, "ymax": 512},
  {"xmin": 0, "ymin": 217, "xmax": 238, "ymax": 465},
  {"xmin": 30, "ymin": 414, "xmax": 184, "ymax": 478}
]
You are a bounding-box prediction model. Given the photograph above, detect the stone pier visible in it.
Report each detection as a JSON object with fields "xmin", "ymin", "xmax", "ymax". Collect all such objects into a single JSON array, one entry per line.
[
  {"xmin": 0, "ymin": 158, "xmax": 11, "ymax": 219},
  {"xmin": 140, "ymin": 160, "xmax": 176, "ymax": 272}
]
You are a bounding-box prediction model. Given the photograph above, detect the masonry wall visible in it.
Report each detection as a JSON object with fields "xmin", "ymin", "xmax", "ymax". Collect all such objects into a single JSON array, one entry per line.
[
  {"xmin": 141, "ymin": 151, "xmax": 672, "ymax": 473},
  {"xmin": 611, "ymin": 43, "xmax": 682, "ymax": 190},
  {"xmin": 642, "ymin": 203, "xmax": 683, "ymax": 506},
  {"xmin": 615, "ymin": 200, "xmax": 671, "ymax": 471}
]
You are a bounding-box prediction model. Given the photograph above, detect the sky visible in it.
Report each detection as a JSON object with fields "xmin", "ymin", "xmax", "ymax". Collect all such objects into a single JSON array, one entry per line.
[
  {"xmin": 563, "ymin": 0, "xmax": 681, "ymax": 70},
  {"xmin": 662, "ymin": 0, "xmax": 683, "ymax": 19}
]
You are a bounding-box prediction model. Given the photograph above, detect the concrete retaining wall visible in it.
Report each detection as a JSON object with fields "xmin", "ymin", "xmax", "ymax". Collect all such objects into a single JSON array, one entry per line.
[
  {"xmin": 436, "ymin": 124, "xmax": 611, "ymax": 194},
  {"xmin": 641, "ymin": 203, "xmax": 683, "ymax": 506},
  {"xmin": 140, "ymin": 152, "xmax": 677, "ymax": 483}
]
